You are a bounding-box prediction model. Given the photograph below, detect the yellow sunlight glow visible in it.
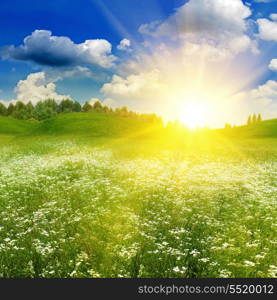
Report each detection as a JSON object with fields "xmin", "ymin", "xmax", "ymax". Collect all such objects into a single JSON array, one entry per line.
[{"xmin": 178, "ymin": 102, "xmax": 206, "ymax": 129}]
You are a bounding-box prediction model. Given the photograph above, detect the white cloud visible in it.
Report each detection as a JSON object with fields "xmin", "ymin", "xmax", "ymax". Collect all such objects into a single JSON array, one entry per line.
[
  {"xmin": 117, "ymin": 38, "xmax": 131, "ymax": 51},
  {"xmin": 2, "ymin": 30, "xmax": 117, "ymax": 68},
  {"xmin": 270, "ymin": 14, "xmax": 277, "ymax": 21},
  {"xmin": 101, "ymin": 70, "xmax": 168, "ymax": 114},
  {"xmin": 6, "ymin": 72, "xmax": 70, "ymax": 105},
  {"xmin": 88, "ymin": 97, "xmax": 100, "ymax": 105},
  {"xmin": 244, "ymin": 80, "xmax": 277, "ymax": 118},
  {"xmin": 257, "ymin": 18, "xmax": 277, "ymax": 41},
  {"xmin": 45, "ymin": 66, "xmax": 95, "ymax": 83},
  {"xmin": 87, "ymin": 97, "xmax": 119, "ymax": 109},
  {"xmin": 102, "ymin": 98, "xmax": 119, "ymax": 109},
  {"xmin": 101, "ymin": 70, "xmax": 163, "ymax": 100},
  {"xmin": 269, "ymin": 59, "xmax": 277, "ymax": 71},
  {"xmin": 100, "ymin": 0, "xmax": 272, "ymax": 127},
  {"xmin": 138, "ymin": 0, "xmax": 254, "ymax": 55}
]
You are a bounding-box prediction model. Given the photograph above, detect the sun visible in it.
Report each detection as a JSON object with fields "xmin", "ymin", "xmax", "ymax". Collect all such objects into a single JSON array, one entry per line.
[{"xmin": 177, "ymin": 101, "xmax": 207, "ymax": 129}]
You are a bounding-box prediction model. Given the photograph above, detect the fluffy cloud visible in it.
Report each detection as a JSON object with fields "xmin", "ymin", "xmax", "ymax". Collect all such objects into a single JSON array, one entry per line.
[
  {"xmin": 87, "ymin": 97, "xmax": 119, "ymax": 109},
  {"xmin": 2, "ymin": 30, "xmax": 116, "ymax": 68},
  {"xmin": 244, "ymin": 80, "xmax": 277, "ymax": 118},
  {"xmin": 270, "ymin": 14, "xmax": 277, "ymax": 21},
  {"xmin": 100, "ymin": 0, "xmax": 260, "ymax": 126},
  {"xmin": 8, "ymin": 72, "xmax": 70, "ymax": 104},
  {"xmin": 139, "ymin": 0, "xmax": 254, "ymax": 55},
  {"xmin": 117, "ymin": 39, "xmax": 131, "ymax": 51},
  {"xmin": 269, "ymin": 59, "xmax": 277, "ymax": 71},
  {"xmin": 101, "ymin": 70, "xmax": 163, "ymax": 100},
  {"xmin": 101, "ymin": 70, "xmax": 168, "ymax": 114},
  {"xmin": 87, "ymin": 97, "xmax": 100, "ymax": 106},
  {"xmin": 257, "ymin": 18, "xmax": 277, "ymax": 41}
]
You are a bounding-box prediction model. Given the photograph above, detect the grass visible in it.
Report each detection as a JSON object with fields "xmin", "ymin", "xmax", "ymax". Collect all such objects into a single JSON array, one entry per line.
[{"xmin": 0, "ymin": 113, "xmax": 276, "ymax": 278}]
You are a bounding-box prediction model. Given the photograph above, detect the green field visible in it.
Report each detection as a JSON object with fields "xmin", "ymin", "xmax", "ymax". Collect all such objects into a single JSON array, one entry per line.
[{"xmin": 0, "ymin": 113, "xmax": 276, "ymax": 278}]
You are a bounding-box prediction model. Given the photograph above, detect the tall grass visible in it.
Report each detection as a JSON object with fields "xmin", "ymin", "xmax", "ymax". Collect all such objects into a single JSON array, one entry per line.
[{"xmin": 0, "ymin": 136, "xmax": 276, "ymax": 278}]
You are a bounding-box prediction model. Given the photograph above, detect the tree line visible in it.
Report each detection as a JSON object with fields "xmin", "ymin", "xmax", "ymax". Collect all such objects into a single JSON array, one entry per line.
[
  {"xmin": 247, "ymin": 114, "xmax": 262, "ymax": 126},
  {"xmin": 0, "ymin": 99, "xmax": 162, "ymax": 123},
  {"xmin": 224, "ymin": 113, "xmax": 263, "ymax": 129}
]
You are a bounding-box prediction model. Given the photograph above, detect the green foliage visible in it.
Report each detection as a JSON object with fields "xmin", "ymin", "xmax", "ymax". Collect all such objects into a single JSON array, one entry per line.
[
  {"xmin": 0, "ymin": 98, "xmax": 162, "ymax": 127},
  {"xmin": 82, "ymin": 101, "xmax": 93, "ymax": 112},
  {"xmin": 0, "ymin": 103, "xmax": 7, "ymax": 116},
  {"xmin": 7, "ymin": 103, "xmax": 15, "ymax": 116},
  {"xmin": 91, "ymin": 101, "xmax": 103, "ymax": 112},
  {"xmin": 58, "ymin": 99, "xmax": 81, "ymax": 113},
  {"xmin": 247, "ymin": 114, "xmax": 263, "ymax": 126},
  {"xmin": 35, "ymin": 99, "xmax": 58, "ymax": 120}
]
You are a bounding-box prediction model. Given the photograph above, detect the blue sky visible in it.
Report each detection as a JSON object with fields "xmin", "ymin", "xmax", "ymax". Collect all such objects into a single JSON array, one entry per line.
[
  {"xmin": 0, "ymin": 0, "xmax": 187, "ymax": 100},
  {"xmin": 1, "ymin": 0, "xmax": 277, "ymax": 126}
]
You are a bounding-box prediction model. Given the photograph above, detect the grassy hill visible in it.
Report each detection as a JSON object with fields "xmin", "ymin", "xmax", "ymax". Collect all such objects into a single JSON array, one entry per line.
[
  {"xmin": 220, "ymin": 118, "xmax": 277, "ymax": 138},
  {"xmin": 0, "ymin": 116, "xmax": 35, "ymax": 135},
  {"xmin": 0, "ymin": 113, "xmax": 276, "ymax": 278},
  {"xmin": 0, "ymin": 113, "xmax": 277, "ymax": 140},
  {"xmin": 34, "ymin": 112, "xmax": 159, "ymax": 137}
]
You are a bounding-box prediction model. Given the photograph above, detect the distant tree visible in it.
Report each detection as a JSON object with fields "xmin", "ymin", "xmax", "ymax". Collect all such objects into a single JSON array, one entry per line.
[
  {"xmin": 25, "ymin": 102, "xmax": 36, "ymax": 119},
  {"xmin": 58, "ymin": 99, "xmax": 75, "ymax": 113},
  {"xmin": 12, "ymin": 101, "xmax": 27, "ymax": 119},
  {"xmin": 252, "ymin": 114, "xmax": 257, "ymax": 124},
  {"xmin": 35, "ymin": 99, "xmax": 58, "ymax": 120},
  {"xmin": 72, "ymin": 101, "xmax": 82, "ymax": 112},
  {"xmin": 92, "ymin": 101, "xmax": 103, "ymax": 113},
  {"xmin": 115, "ymin": 106, "xmax": 129, "ymax": 117},
  {"xmin": 247, "ymin": 115, "xmax": 252, "ymax": 126},
  {"xmin": 102, "ymin": 105, "xmax": 111, "ymax": 113},
  {"xmin": 257, "ymin": 113, "xmax": 262, "ymax": 123},
  {"xmin": 2, "ymin": 96, "xmax": 163, "ymax": 125},
  {"xmin": 82, "ymin": 101, "xmax": 93, "ymax": 112},
  {"xmin": 0, "ymin": 103, "xmax": 7, "ymax": 116},
  {"xmin": 225, "ymin": 123, "xmax": 232, "ymax": 129},
  {"xmin": 7, "ymin": 103, "xmax": 15, "ymax": 116}
]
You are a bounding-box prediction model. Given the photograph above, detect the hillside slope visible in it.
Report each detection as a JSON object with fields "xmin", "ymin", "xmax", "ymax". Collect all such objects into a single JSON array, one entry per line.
[
  {"xmin": 0, "ymin": 117, "xmax": 35, "ymax": 135},
  {"xmin": 223, "ymin": 119, "xmax": 277, "ymax": 138},
  {"xmin": 34, "ymin": 112, "xmax": 160, "ymax": 137},
  {"xmin": 1, "ymin": 114, "xmax": 277, "ymax": 139}
]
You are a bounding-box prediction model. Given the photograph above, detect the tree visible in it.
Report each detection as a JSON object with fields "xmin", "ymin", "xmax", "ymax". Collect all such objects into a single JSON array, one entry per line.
[
  {"xmin": 12, "ymin": 101, "xmax": 27, "ymax": 119},
  {"xmin": 257, "ymin": 113, "xmax": 262, "ymax": 123},
  {"xmin": 35, "ymin": 99, "xmax": 58, "ymax": 120},
  {"xmin": 25, "ymin": 102, "xmax": 36, "ymax": 119},
  {"xmin": 225, "ymin": 123, "xmax": 232, "ymax": 129},
  {"xmin": 7, "ymin": 103, "xmax": 15, "ymax": 116},
  {"xmin": 72, "ymin": 101, "xmax": 82, "ymax": 112},
  {"xmin": 252, "ymin": 114, "xmax": 257, "ymax": 124},
  {"xmin": 247, "ymin": 115, "xmax": 252, "ymax": 126},
  {"xmin": 92, "ymin": 101, "xmax": 103, "ymax": 113},
  {"xmin": 58, "ymin": 99, "xmax": 75, "ymax": 113},
  {"xmin": 82, "ymin": 101, "xmax": 93, "ymax": 112},
  {"xmin": 0, "ymin": 103, "xmax": 7, "ymax": 116},
  {"xmin": 115, "ymin": 106, "xmax": 129, "ymax": 117}
]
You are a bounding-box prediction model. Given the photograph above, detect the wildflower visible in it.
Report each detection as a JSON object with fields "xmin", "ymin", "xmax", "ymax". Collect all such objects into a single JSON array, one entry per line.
[{"xmin": 244, "ymin": 260, "xmax": 256, "ymax": 267}]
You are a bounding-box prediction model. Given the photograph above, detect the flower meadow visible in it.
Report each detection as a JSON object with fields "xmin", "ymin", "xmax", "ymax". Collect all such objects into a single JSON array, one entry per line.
[{"xmin": 0, "ymin": 138, "xmax": 276, "ymax": 278}]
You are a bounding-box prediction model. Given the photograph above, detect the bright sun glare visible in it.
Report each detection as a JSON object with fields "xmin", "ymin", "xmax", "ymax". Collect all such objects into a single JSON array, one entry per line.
[{"xmin": 178, "ymin": 101, "xmax": 207, "ymax": 129}]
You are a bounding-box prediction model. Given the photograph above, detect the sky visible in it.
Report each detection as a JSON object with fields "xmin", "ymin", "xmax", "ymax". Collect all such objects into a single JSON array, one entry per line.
[{"xmin": 1, "ymin": 0, "xmax": 277, "ymax": 127}]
